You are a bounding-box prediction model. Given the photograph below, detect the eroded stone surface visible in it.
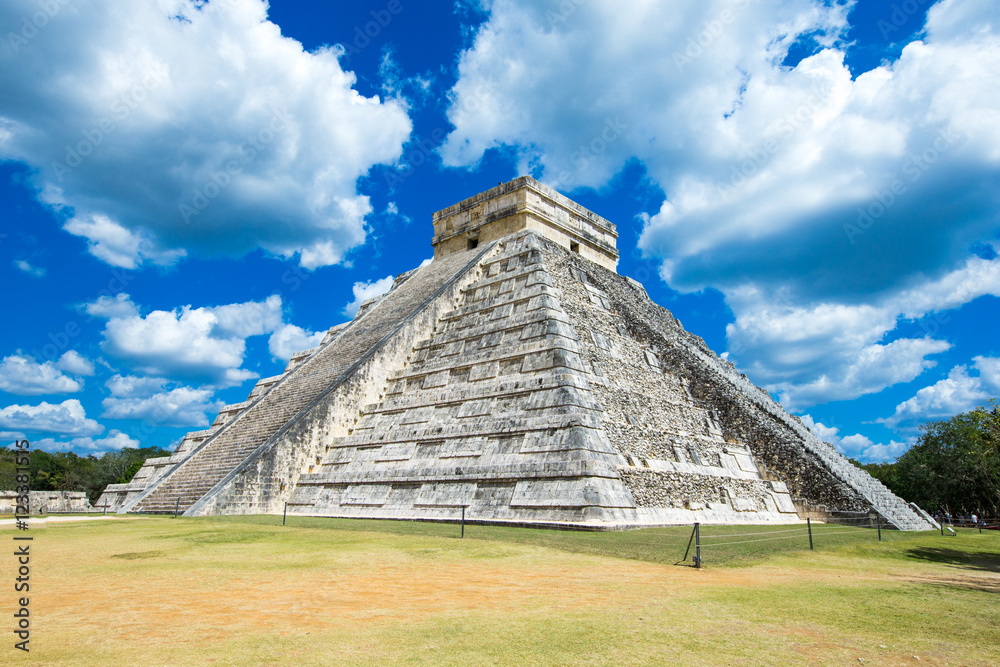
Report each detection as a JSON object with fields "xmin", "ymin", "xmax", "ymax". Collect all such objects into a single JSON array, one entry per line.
[{"xmin": 111, "ymin": 178, "xmax": 933, "ymax": 530}]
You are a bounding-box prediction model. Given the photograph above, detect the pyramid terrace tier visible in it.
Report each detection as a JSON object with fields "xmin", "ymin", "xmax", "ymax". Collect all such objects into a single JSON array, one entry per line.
[
  {"xmin": 128, "ymin": 244, "xmax": 496, "ymax": 515},
  {"xmin": 115, "ymin": 189, "xmax": 934, "ymax": 529}
]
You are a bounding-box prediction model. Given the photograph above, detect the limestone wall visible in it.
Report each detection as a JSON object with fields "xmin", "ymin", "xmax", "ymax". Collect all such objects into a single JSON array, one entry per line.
[
  {"xmin": 572, "ymin": 248, "xmax": 930, "ymax": 529},
  {"xmin": 97, "ymin": 454, "xmax": 175, "ymax": 511},
  {"xmin": 0, "ymin": 491, "xmax": 95, "ymax": 513},
  {"xmin": 540, "ymin": 240, "xmax": 799, "ymax": 523},
  {"xmin": 286, "ymin": 233, "xmax": 640, "ymax": 524},
  {"xmin": 432, "ymin": 176, "xmax": 618, "ymax": 270},
  {"xmin": 187, "ymin": 243, "xmax": 501, "ymax": 516},
  {"xmin": 278, "ymin": 232, "xmax": 798, "ymax": 527}
]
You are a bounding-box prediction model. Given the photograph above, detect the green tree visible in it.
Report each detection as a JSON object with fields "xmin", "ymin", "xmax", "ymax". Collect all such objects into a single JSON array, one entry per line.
[
  {"xmin": 117, "ymin": 460, "xmax": 145, "ymax": 485},
  {"xmin": 850, "ymin": 458, "xmax": 901, "ymax": 491},
  {"xmin": 86, "ymin": 446, "xmax": 171, "ymax": 503},
  {"xmin": 0, "ymin": 448, "xmax": 16, "ymax": 490},
  {"xmin": 2, "ymin": 444, "xmax": 171, "ymax": 504},
  {"xmin": 894, "ymin": 400, "xmax": 1000, "ymax": 516},
  {"xmin": 29, "ymin": 450, "xmax": 64, "ymax": 491}
]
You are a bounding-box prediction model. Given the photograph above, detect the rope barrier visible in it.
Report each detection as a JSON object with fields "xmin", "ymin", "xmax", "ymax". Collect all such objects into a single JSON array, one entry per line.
[
  {"xmin": 670, "ymin": 514, "xmax": 1000, "ymax": 567},
  {"xmin": 809, "ymin": 529, "xmax": 873, "ymax": 534},
  {"xmin": 698, "ymin": 527, "xmax": 808, "ymax": 539},
  {"xmin": 699, "ymin": 533, "xmax": 811, "ymax": 547}
]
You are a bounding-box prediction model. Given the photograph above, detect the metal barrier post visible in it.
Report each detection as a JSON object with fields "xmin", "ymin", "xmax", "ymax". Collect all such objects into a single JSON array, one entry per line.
[
  {"xmin": 694, "ymin": 522, "xmax": 701, "ymax": 568},
  {"xmin": 807, "ymin": 518, "xmax": 814, "ymax": 550},
  {"xmin": 282, "ymin": 502, "xmax": 287, "ymax": 526},
  {"xmin": 877, "ymin": 514, "xmax": 881, "ymax": 542},
  {"xmin": 174, "ymin": 498, "xmax": 180, "ymax": 519},
  {"xmin": 461, "ymin": 505, "xmax": 466, "ymax": 538}
]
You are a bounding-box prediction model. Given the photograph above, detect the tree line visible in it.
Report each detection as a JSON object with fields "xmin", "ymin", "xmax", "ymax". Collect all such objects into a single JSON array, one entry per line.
[
  {"xmin": 852, "ymin": 400, "xmax": 1000, "ymax": 518},
  {"xmin": 0, "ymin": 446, "xmax": 171, "ymax": 505}
]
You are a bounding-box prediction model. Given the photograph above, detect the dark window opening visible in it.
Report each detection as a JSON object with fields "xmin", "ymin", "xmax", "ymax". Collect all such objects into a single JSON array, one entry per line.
[
  {"xmin": 467, "ymin": 237, "xmax": 479, "ymax": 250},
  {"xmin": 570, "ymin": 241, "xmax": 580, "ymax": 253}
]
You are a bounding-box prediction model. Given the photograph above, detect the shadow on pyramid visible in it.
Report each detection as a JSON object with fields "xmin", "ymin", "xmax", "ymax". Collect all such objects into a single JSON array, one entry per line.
[{"xmin": 100, "ymin": 177, "xmax": 934, "ymax": 530}]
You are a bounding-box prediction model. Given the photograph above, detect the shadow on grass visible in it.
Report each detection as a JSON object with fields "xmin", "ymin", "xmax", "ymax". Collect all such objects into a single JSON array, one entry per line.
[
  {"xmin": 904, "ymin": 547, "xmax": 1000, "ymax": 573},
  {"xmin": 916, "ymin": 576, "xmax": 1000, "ymax": 594}
]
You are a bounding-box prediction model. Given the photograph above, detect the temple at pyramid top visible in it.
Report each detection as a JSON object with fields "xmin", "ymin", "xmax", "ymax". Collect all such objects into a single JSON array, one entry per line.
[
  {"xmin": 98, "ymin": 175, "xmax": 935, "ymax": 532},
  {"xmin": 431, "ymin": 176, "xmax": 619, "ymax": 271}
]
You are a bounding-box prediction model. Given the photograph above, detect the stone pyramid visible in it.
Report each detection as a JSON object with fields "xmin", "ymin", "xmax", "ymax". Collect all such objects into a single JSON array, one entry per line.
[{"xmin": 100, "ymin": 177, "xmax": 934, "ymax": 530}]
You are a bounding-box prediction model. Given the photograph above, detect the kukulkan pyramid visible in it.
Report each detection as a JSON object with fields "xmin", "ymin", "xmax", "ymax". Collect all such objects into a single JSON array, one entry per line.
[{"xmin": 100, "ymin": 177, "xmax": 935, "ymax": 530}]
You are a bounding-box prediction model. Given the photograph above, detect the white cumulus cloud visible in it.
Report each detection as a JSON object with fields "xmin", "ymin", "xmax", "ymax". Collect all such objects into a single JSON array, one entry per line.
[
  {"xmin": 91, "ymin": 294, "xmax": 289, "ymax": 386},
  {"xmin": 14, "ymin": 259, "xmax": 44, "ymax": 277},
  {"xmin": 85, "ymin": 293, "xmax": 140, "ymax": 319},
  {"xmin": 879, "ymin": 356, "xmax": 1000, "ymax": 429},
  {"xmin": 442, "ymin": 0, "xmax": 1000, "ymax": 409},
  {"xmin": 101, "ymin": 383, "xmax": 221, "ymax": 428},
  {"xmin": 102, "ymin": 374, "xmax": 223, "ymax": 428},
  {"xmin": 55, "ymin": 350, "xmax": 95, "ymax": 376},
  {"xmin": 0, "ymin": 353, "xmax": 93, "ymax": 395},
  {"xmin": 342, "ymin": 275, "xmax": 395, "ymax": 317},
  {"xmin": 0, "ymin": 399, "xmax": 103, "ymax": 436},
  {"xmin": 268, "ymin": 324, "xmax": 326, "ymax": 361},
  {"xmin": 0, "ymin": 0, "xmax": 412, "ymax": 269},
  {"xmin": 88, "ymin": 293, "xmax": 328, "ymax": 390},
  {"xmin": 105, "ymin": 374, "xmax": 170, "ymax": 399},
  {"xmin": 63, "ymin": 214, "xmax": 184, "ymax": 269},
  {"xmin": 800, "ymin": 414, "xmax": 910, "ymax": 463},
  {"xmin": 34, "ymin": 430, "xmax": 140, "ymax": 454},
  {"xmin": 725, "ymin": 253, "xmax": 1000, "ymax": 409}
]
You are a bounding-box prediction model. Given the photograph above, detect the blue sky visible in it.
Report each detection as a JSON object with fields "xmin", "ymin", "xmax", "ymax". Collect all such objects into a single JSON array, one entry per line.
[{"xmin": 0, "ymin": 0, "xmax": 997, "ymax": 462}]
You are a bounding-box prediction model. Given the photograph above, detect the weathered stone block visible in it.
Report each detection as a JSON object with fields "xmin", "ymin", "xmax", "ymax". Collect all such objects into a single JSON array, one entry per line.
[{"xmin": 124, "ymin": 178, "xmax": 930, "ymax": 531}]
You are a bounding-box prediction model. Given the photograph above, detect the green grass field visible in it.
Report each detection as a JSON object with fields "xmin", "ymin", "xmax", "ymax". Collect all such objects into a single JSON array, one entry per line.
[{"xmin": 6, "ymin": 515, "xmax": 999, "ymax": 665}]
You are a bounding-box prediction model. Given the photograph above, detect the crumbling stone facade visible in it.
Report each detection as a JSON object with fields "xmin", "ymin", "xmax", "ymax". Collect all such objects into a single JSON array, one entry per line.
[
  {"xmin": 104, "ymin": 177, "xmax": 933, "ymax": 530},
  {"xmin": 0, "ymin": 491, "xmax": 95, "ymax": 514}
]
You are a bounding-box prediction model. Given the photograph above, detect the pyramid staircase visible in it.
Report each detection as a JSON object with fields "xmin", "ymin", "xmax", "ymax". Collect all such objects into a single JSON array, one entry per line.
[
  {"xmin": 105, "ymin": 176, "xmax": 934, "ymax": 530},
  {"xmin": 288, "ymin": 233, "xmax": 639, "ymax": 522},
  {"xmin": 287, "ymin": 232, "xmax": 802, "ymax": 525},
  {"xmin": 126, "ymin": 246, "xmax": 492, "ymax": 514},
  {"xmin": 672, "ymin": 336, "xmax": 935, "ymax": 530},
  {"xmin": 577, "ymin": 262, "xmax": 936, "ymax": 531}
]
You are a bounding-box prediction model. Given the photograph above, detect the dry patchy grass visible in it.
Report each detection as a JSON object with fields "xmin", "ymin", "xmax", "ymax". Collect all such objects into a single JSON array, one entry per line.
[{"xmin": 5, "ymin": 516, "xmax": 999, "ymax": 666}]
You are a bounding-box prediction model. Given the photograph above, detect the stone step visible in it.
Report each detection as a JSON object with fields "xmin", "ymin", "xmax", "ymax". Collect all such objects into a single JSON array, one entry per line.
[{"xmin": 134, "ymin": 247, "xmax": 490, "ymax": 515}]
